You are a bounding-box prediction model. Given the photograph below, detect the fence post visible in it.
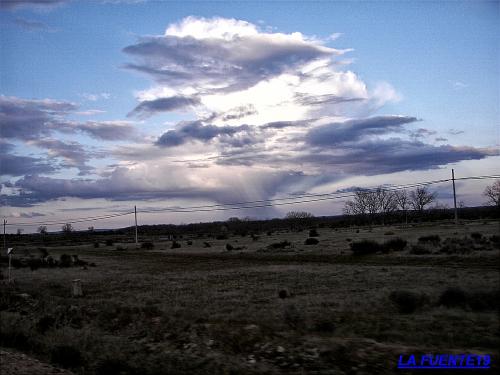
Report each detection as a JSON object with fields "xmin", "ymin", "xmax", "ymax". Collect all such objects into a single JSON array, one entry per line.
[{"xmin": 452, "ymin": 169, "xmax": 458, "ymax": 224}]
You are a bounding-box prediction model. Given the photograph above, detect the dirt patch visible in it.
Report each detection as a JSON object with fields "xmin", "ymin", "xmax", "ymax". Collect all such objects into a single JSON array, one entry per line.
[{"xmin": 0, "ymin": 348, "xmax": 76, "ymax": 375}]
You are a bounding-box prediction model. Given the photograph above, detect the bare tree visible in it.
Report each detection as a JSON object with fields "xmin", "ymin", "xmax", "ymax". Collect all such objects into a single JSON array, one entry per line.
[
  {"xmin": 394, "ymin": 190, "xmax": 410, "ymax": 224},
  {"xmin": 88, "ymin": 226, "xmax": 95, "ymax": 233},
  {"xmin": 410, "ymin": 187, "xmax": 437, "ymax": 213},
  {"xmin": 37, "ymin": 225, "xmax": 48, "ymax": 235},
  {"xmin": 376, "ymin": 188, "xmax": 398, "ymax": 224},
  {"xmin": 483, "ymin": 180, "xmax": 500, "ymax": 207},
  {"xmin": 16, "ymin": 228, "xmax": 23, "ymax": 236},
  {"xmin": 61, "ymin": 223, "xmax": 73, "ymax": 234}
]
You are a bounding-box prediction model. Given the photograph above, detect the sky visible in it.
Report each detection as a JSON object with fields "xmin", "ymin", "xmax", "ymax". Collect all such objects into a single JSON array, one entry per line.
[{"xmin": 0, "ymin": 0, "xmax": 499, "ymax": 233}]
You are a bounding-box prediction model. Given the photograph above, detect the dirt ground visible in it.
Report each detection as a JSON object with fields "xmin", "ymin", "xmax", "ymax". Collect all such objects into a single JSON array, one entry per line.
[{"xmin": 1, "ymin": 220, "xmax": 499, "ymax": 374}]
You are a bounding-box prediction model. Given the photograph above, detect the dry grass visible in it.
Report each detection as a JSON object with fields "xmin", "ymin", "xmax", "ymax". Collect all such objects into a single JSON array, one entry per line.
[{"xmin": 1, "ymin": 220, "xmax": 499, "ymax": 374}]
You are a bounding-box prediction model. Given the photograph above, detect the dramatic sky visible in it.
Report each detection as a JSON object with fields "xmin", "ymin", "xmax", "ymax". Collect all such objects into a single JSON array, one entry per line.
[{"xmin": 1, "ymin": 0, "xmax": 499, "ymax": 232}]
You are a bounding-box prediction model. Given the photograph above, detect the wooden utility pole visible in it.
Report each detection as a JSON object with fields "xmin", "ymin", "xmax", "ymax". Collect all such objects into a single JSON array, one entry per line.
[
  {"xmin": 452, "ymin": 169, "xmax": 458, "ymax": 224},
  {"xmin": 3, "ymin": 219, "xmax": 6, "ymax": 254},
  {"xmin": 134, "ymin": 205, "xmax": 138, "ymax": 247}
]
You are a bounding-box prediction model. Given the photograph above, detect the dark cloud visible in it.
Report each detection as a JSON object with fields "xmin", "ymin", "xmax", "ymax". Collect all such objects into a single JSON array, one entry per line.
[
  {"xmin": 294, "ymin": 93, "xmax": 364, "ymax": 106},
  {"xmin": 123, "ymin": 28, "xmax": 338, "ymax": 94},
  {"xmin": 306, "ymin": 115, "xmax": 418, "ymax": 146},
  {"xmin": 128, "ymin": 95, "xmax": 201, "ymax": 118},
  {"xmin": 156, "ymin": 120, "xmax": 253, "ymax": 147},
  {"xmin": 77, "ymin": 121, "xmax": 136, "ymax": 140},
  {"xmin": 0, "ymin": 0, "xmax": 67, "ymax": 10},
  {"xmin": 0, "ymin": 152, "xmax": 56, "ymax": 176},
  {"xmin": 215, "ymin": 105, "xmax": 257, "ymax": 122},
  {"xmin": 295, "ymin": 139, "xmax": 493, "ymax": 175},
  {"xmin": 0, "ymin": 96, "xmax": 76, "ymax": 140},
  {"xmin": 261, "ymin": 120, "xmax": 309, "ymax": 130},
  {"xmin": 31, "ymin": 139, "xmax": 96, "ymax": 175},
  {"xmin": 13, "ymin": 18, "xmax": 50, "ymax": 31}
]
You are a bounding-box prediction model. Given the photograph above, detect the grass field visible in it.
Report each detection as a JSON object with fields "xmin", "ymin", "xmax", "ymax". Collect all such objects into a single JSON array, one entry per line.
[{"xmin": 1, "ymin": 220, "xmax": 499, "ymax": 374}]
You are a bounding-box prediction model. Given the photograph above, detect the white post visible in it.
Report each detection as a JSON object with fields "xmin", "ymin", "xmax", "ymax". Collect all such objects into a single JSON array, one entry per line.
[{"xmin": 134, "ymin": 205, "xmax": 138, "ymax": 248}]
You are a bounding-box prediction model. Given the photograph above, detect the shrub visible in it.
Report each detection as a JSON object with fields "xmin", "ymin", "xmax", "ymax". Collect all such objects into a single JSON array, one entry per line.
[
  {"xmin": 95, "ymin": 358, "xmax": 135, "ymax": 375},
  {"xmin": 467, "ymin": 290, "xmax": 500, "ymax": 311},
  {"xmin": 384, "ymin": 238, "xmax": 407, "ymax": 252},
  {"xmin": 171, "ymin": 241, "xmax": 181, "ymax": 249},
  {"xmin": 93, "ymin": 242, "xmax": 100, "ymax": 248},
  {"xmin": 489, "ymin": 235, "xmax": 500, "ymax": 249},
  {"xmin": 304, "ymin": 237, "xmax": 319, "ymax": 245},
  {"xmin": 59, "ymin": 254, "xmax": 72, "ymax": 267},
  {"xmin": 389, "ymin": 290, "xmax": 428, "ymax": 314},
  {"xmin": 410, "ymin": 244, "xmax": 432, "ymax": 255},
  {"xmin": 384, "ymin": 231, "xmax": 395, "ymax": 236},
  {"xmin": 187, "ymin": 240, "xmax": 193, "ymax": 245},
  {"xmin": 267, "ymin": 240, "xmax": 292, "ymax": 250},
  {"xmin": 283, "ymin": 304, "xmax": 305, "ymax": 330},
  {"xmin": 50, "ymin": 345, "xmax": 83, "ymax": 369},
  {"xmin": 216, "ymin": 234, "xmax": 228, "ymax": 240},
  {"xmin": 313, "ymin": 319, "xmax": 336, "ymax": 333},
  {"xmin": 350, "ymin": 240, "xmax": 382, "ymax": 255},
  {"xmin": 105, "ymin": 239, "xmax": 114, "ymax": 246},
  {"xmin": 346, "ymin": 238, "xmax": 352, "ymax": 242},
  {"xmin": 470, "ymin": 232, "xmax": 482, "ymax": 241},
  {"xmin": 115, "ymin": 246, "xmax": 126, "ymax": 251},
  {"xmin": 309, "ymin": 229, "xmax": 319, "ymax": 237},
  {"xmin": 225, "ymin": 243, "xmax": 234, "ymax": 251},
  {"xmin": 439, "ymin": 287, "xmax": 467, "ymax": 308},
  {"xmin": 203, "ymin": 242, "xmax": 211, "ymax": 248},
  {"xmin": 418, "ymin": 235, "xmax": 441, "ymax": 245},
  {"xmin": 36, "ymin": 315, "xmax": 56, "ymax": 333},
  {"xmin": 141, "ymin": 241, "xmax": 154, "ymax": 249},
  {"xmin": 355, "ymin": 229, "xmax": 360, "ymax": 233},
  {"xmin": 278, "ymin": 289, "xmax": 290, "ymax": 299}
]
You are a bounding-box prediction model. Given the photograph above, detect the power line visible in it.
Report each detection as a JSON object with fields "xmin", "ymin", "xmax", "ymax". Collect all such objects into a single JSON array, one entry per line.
[{"xmin": 4, "ymin": 173, "xmax": 499, "ymax": 227}]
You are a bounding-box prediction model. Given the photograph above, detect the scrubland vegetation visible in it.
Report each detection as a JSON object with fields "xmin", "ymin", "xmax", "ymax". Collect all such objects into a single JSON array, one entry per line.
[{"xmin": 1, "ymin": 216, "xmax": 499, "ymax": 374}]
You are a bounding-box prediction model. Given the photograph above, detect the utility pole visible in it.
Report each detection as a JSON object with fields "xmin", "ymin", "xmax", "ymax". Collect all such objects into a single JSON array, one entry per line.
[
  {"xmin": 452, "ymin": 169, "xmax": 458, "ymax": 224},
  {"xmin": 134, "ymin": 205, "xmax": 138, "ymax": 247},
  {"xmin": 3, "ymin": 219, "xmax": 6, "ymax": 254}
]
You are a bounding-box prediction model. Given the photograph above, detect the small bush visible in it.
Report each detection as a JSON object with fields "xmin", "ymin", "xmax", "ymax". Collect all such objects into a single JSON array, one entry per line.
[
  {"xmin": 93, "ymin": 242, "xmax": 100, "ymax": 248},
  {"xmin": 187, "ymin": 240, "xmax": 193, "ymax": 245},
  {"xmin": 467, "ymin": 290, "xmax": 500, "ymax": 311},
  {"xmin": 50, "ymin": 345, "xmax": 83, "ymax": 369},
  {"xmin": 141, "ymin": 241, "xmax": 154, "ymax": 249},
  {"xmin": 313, "ymin": 319, "xmax": 336, "ymax": 333},
  {"xmin": 350, "ymin": 240, "xmax": 382, "ymax": 255},
  {"xmin": 216, "ymin": 234, "xmax": 228, "ymax": 240},
  {"xmin": 410, "ymin": 244, "xmax": 432, "ymax": 255},
  {"xmin": 384, "ymin": 231, "xmax": 395, "ymax": 236},
  {"xmin": 389, "ymin": 290, "xmax": 428, "ymax": 314},
  {"xmin": 115, "ymin": 246, "xmax": 126, "ymax": 251},
  {"xmin": 105, "ymin": 239, "xmax": 114, "ymax": 246},
  {"xmin": 346, "ymin": 238, "xmax": 352, "ymax": 242},
  {"xmin": 418, "ymin": 235, "xmax": 441, "ymax": 245},
  {"xmin": 267, "ymin": 240, "xmax": 292, "ymax": 250},
  {"xmin": 203, "ymin": 242, "xmax": 211, "ymax": 248},
  {"xmin": 384, "ymin": 238, "xmax": 407, "ymax": 252},
  {"xmin": 304, "ymin": 237, "xmax": 319, "ymax": 245},
  {"xmin": 95, "ymin": 358, "xmax": 135, "ymax": 375},
  {"xmin": 171, "ymin": 241, "xmax": 181, "ymax": 249},
  {"xmin": 470, "ymin": 232, "xmax": 482, "ymax": 241},
  {"xmin": 225, "ymin": 243, "xmax": 234, "ymax": 251},
  {"xmin": 355, "ymin": 229, "xmax": 360, "ymax": 233},
  {"xmin": 278, "ymin": 289, "xmax": 290, "ymax": 299},
  {"xmin": 36, "ymin": 315, "xmax": 56, "ymax": 333},
  {"xmin": 283, "ymin": 304, "xmax": 305, "ymax": 330},
  {"xmin": 439, "ymin": 287, "xmax": 467, "ymax": 308},
  {"xmin": 309, "ymin": 229, "xmax": 319, "ymax": 237},
  {"xmin": 59, "ymin": 254, "xmax": 72, "ymax": 267}
]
